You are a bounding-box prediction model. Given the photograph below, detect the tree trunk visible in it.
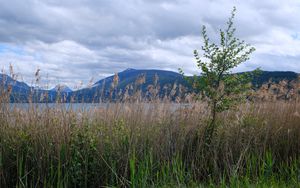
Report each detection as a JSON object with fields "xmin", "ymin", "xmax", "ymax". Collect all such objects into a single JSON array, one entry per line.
[{"xmin": 204, "ymin": 100, "xmax": 217, "ymax": 148}]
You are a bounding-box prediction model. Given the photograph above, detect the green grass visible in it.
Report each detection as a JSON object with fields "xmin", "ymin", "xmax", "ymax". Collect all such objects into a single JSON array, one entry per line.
[{"xmin": 0, "ymin": 102, "xmax": 299, "ymax": 187}]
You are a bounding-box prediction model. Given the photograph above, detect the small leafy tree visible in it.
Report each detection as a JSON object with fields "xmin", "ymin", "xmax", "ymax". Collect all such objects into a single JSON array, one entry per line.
[{"xmin": 180, "ymin": 7, "xmax": 259, "ymax": 146}]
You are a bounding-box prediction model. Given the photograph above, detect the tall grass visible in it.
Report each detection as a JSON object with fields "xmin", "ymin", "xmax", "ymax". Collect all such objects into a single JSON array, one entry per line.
[
  {"xmin": 0, "ymin": 101, "xmax": 299, "ymax": 187},
  {"xmin": 0, "ymin": 67, "xmax": 299, "ymax": 187}
]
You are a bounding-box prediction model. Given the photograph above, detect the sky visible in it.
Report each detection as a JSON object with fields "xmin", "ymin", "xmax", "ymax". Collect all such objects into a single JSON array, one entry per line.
[{"xmin": 0, "ymin": 0, "xmax": 300, "ymax": 89}]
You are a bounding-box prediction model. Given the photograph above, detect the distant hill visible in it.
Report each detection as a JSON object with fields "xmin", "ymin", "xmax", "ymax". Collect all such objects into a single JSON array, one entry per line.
[
  {"xmin": 0, "ymin": 74, "xmax": 61, "ymax": 103},
  {"xmin": 251, "ymin": 71, "xmax": 299, "ymax": 86},
  {"xmin": 93, "ymin": 68, "xmax": 185, "ymax": 89},
  {"xmin": 51, "ymin": 84, "xmax": 72, "ymax": 93},
  {"xmin": 1, "ymin": 70, "xmax": 299, "ymax": 102},
  {"xmin": 0, "ymin": 74, "xmax": 31, "ymax": 102},
  {"xmin": 72, "ymin": 68, "xmax": 187, "ymax": 102}
]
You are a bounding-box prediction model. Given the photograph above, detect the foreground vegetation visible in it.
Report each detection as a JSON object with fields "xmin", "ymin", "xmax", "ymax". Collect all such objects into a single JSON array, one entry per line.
[
  {"xmin": 0, "ymin": 101, "xmax": 299, "ymax": 187},
  {"xmin": 0, "ymin": 7, "xmax": 299, "ymax": 188}
]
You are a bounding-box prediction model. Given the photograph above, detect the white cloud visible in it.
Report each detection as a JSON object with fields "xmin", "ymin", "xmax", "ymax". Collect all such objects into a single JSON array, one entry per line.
[
  {"xmin": 0, "ymin": 41, "xmax": 99, "ymax": 88},
  {"xmin": 0, "ymin": 0, "xmax": 300, "ymax": 87}
]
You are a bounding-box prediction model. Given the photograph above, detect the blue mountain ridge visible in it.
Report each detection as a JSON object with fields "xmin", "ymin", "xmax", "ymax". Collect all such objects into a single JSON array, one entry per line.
[{"xmin": 0, "ymin": 69, "xmax": 299, "ymax": 103}]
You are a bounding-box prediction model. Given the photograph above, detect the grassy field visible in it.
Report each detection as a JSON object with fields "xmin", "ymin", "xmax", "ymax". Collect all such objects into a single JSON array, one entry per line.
[{"xmin": 0, "ymin": 101, "xmax": 299, "ymax": 187}]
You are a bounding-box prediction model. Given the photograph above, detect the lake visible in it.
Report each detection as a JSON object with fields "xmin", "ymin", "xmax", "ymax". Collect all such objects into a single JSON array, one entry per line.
[{"xmin": 8, "ymin": 103, "xmax": 192, "ymax": 112}]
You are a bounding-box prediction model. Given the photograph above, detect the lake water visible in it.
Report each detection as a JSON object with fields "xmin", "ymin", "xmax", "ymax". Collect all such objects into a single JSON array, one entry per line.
[
  {"xmin": 9, "ymin": 103, "xmax": 108, "ymax": 111},
  {"xmin": 8, "ymin": 103, "xmax": 192, "ymax": 112}
]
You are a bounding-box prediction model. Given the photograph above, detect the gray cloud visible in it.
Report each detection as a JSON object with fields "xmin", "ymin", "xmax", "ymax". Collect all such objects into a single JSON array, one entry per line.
[{"xmin": 0, "ymin": 0, "xmax": 300, "ymax": 88}]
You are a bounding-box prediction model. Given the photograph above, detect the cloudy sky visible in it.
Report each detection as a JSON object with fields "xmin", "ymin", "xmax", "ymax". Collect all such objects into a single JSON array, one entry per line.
[{"xmin": 0, "ymin": 0, "xmax": 300, "ymax": 88}]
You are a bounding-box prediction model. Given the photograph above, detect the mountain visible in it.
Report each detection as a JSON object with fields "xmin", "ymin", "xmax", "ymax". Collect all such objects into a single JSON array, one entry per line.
[
  {"xmin": 0, "ymin": 74, "xmax": 32, "ymax": 102},
  {"xmin": 72, "ymin": 68, "xmax": 187, "ymax": 102},
  {"xmin": 251, "ymin": 71, "xmax": 299, "ymax": 86},
  {"xmin": 51, "ymin": 84, "xmax": 72, "ymax": 93},
  {"xmin": 92, "ymin": 68, "xmax": 185, "ymax": 88},
  {"xmin": 71, "ymin": 69, "xmax": 300, "ymax": 102},
  {"xmin": 1, "ymin": 69, "xmax": 299, "ymax": 103},
  {"xmin": 0, "ymin": 74, "xmax": 31, "ymax": 91},
  {"xmin": 0, "ymin": 74, "xmax": 60, "ymax": 103}
]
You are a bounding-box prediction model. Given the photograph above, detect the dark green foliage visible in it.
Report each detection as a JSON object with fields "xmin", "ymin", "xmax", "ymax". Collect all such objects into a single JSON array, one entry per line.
[
  {"xmin": 180, "ymin": 7, "xmax": 259, "ymax": 147},
  {"xmin": 191, "ymin": 7, "xmax": 257, "ymax": 111}
]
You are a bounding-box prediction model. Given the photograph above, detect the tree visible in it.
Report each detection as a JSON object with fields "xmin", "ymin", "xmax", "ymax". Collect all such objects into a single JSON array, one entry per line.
[{"xmin": 180, "ymin": 7, "xmax": 259, "ymax": 147}]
